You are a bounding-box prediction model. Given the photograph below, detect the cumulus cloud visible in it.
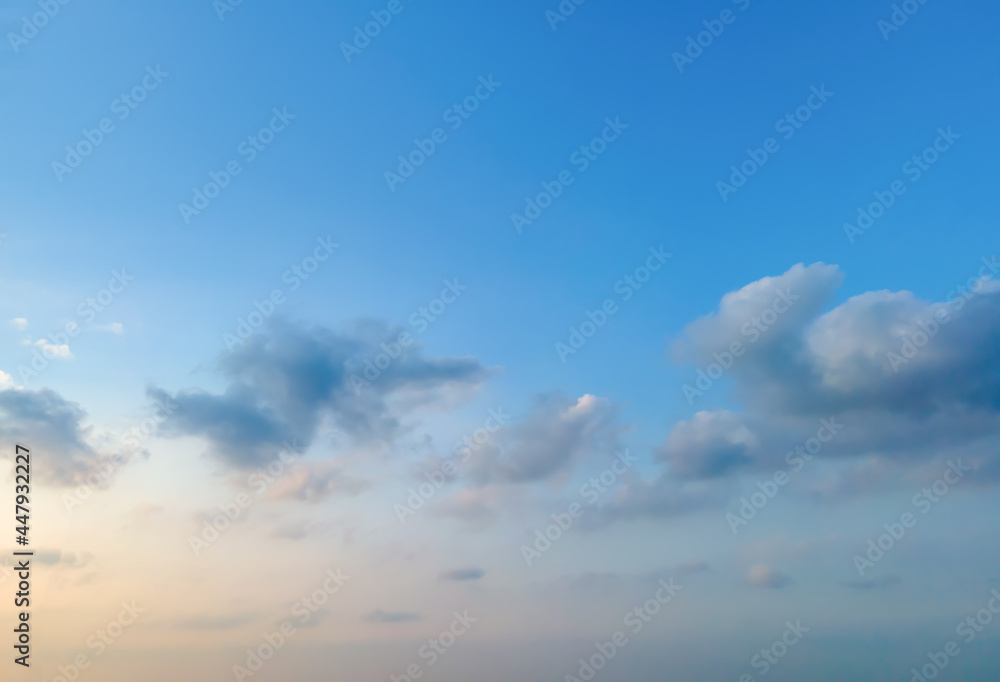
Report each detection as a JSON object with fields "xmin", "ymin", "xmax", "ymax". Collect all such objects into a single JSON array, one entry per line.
[
  {"xmin": 678, "ymin": 262, "xmax": 1000, "ymax": 419},
  {"xmin": 658, "ymin": 411, "xmax": 757, "ymax": 479},
  {"xmin": 601, "ymin": 260, "xmax": 1000, "ymax": 519},
  {"xmin": 467, "ymin": 393, "xmax": 628, "ymax": 485},
  {"xmin": 34, "ymin": 338, "xmax": 72, "ymax": 358},
  {"xmin": 398, "ymin": 393, "xmax": 632, "ymax": 529},
  {"xmin": 671, "ymin": 263, "xmax": 1000, "ymax": 477},
  {"xmin": 671, "ymin": 262, "xmax": 844, "ymax": 370},
  {"xmin": 149, "ymin": 320, "xmax": 491, "ymax": 468},
  {"xmin": 0, "ymin": 387, "xmax": 121, "ymax": 486}
]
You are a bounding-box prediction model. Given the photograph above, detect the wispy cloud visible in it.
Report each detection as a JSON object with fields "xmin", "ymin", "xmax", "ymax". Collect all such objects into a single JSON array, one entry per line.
[
  {"xmin": 366, "ymin": 609, "xmax": 421, "ymax": 623},
  {"xmin": 440, "ymin": 568, "xmax": 485, "ymax": 581}
]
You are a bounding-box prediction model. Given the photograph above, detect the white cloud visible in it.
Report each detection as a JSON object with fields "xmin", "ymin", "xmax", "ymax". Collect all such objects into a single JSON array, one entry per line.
[
  {"xmin": 10, "ymin": 318, "xmax": 27, "ymax": 331},
  {"xmin": 34, "ymin": 339, "xmax": 73, "ymax": 359}
]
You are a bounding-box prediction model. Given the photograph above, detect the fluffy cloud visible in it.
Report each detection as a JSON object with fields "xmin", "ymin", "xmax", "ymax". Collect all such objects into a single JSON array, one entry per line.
[
  {"xmin": 33, "ymin": 339, "xmax": 72, "ymax": 359},
  {"xmin": 467, "ymin": 393, "xmax": 628, "ymax": 485},
  {"xmin": 419, "ymin": 394, "xmax": 629, "ymax": 527},
  {"xmin": 150, "ymin": 320, "xmax": 491, "ymax": 468},
  {"xmin": 607, "ymin": 261, "xmax": 1000, "ymax": 518},
  {"xmin": 677, "ymin": 261, "xmax": 1000, "ymax": 416},
  {"xmin": 671, "ymin": 262, "xmax": 844, "ymax": 370},
  {"xmin": 673, "ymin": 263, "xmax": 1000, "ymax": 473},
  {"xmin": 658, "ymin": 411, "xmax": 757, "ymax": 479},
  {"xmin": 0, "ymin": 387, "xmax": 119, "ymax": 486}
]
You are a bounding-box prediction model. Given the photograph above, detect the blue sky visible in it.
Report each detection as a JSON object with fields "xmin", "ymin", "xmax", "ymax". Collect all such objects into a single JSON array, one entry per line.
[{"xmin": 1, "ymin": 0, "xmax": 999, "ymax": 680}]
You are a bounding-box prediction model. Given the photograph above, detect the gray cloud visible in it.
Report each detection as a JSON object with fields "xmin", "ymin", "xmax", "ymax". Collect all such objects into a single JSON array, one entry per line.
[
  {"xmin": 4, "ymin": 549, "xmax": 92, "ymax": 569},
  {"xmin": 440, "ymin": 568, "xmax": 485, "ymax": 581},
  {"xmin": 149, "ymin": 320, "xmax": 491, "ymax": 468},
  {"xmin": 673, "ymin": 262, "xmax": 1000, "ymax": 420},
  {"xmin": 467, "ymin": 393, "xmax": 628, "ymax": 485},
  {"xmin": 601, "ymin": 262, "xmax": 1000, "ymax": 520},
  {"xmin": 174, "ymin": 613, "xmax": 258, "ymax": 630},
  {"xmin": 420, "ymin": 393, "xmax": 631, "ymax": 527},
  {"xmin": 676, "ymin": 560, "xmax": 710, "ymax": 574},
  {"xmin": 0, "ymin": 387, "xmax": 123, "ymax": 486},
  {"xmin": 672, "ymin": 262, "xmax": 845, "ymax": 370},
  {"xmin": 658, "ymin": 410, "xmax": 755, "ymax": 479},
  {"xmin": 430, "ymin": 486, "xmax": 508, "ymax": 528},
  {"xmin": 594, "ymin": 474, "xmax": 732, "ymax": 524},
  {"xmin": 35, "ymin": 550, "xmax": 63, "ymax": 565},
  {"xmin": 366, "ymin": 609, "xmax": 420, "ymax": 623}
]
